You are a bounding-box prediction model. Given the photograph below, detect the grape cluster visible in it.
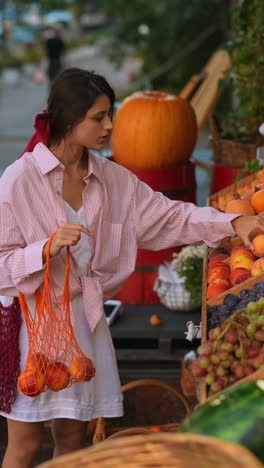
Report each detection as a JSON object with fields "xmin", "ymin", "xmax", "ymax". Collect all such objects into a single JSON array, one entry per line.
[
  {"xmin": 193, "ymin": 298, "xmax": 264, "ymax": 395},
  {"xmin": 207, "ymin": 281, "xmax": 264, "ymax": 331}
]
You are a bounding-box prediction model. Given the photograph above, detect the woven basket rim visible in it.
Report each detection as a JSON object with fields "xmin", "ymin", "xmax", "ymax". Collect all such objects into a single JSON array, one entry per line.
[
  {"xmin": 36, "ymin": 433, "xmax": 262, "ymax": 467},
  {"xmin": 209, "ymin": 115, "xmax": 263, "ymax": 168}
]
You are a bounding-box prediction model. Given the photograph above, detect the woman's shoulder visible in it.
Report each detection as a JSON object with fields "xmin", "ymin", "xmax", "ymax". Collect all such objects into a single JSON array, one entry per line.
[
  {"xmin": 0, "ymin": 155, "xmax": 35, "ymax": 199},
  {"xmin": 90, "ymin": 153, "xmax": 137, "ymax": 184}
]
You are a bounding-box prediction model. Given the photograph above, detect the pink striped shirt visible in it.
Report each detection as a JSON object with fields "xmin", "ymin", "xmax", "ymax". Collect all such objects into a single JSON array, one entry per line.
[{"xmin": 0, "ymin": 143, "xmax": 236, "ymax": 331}]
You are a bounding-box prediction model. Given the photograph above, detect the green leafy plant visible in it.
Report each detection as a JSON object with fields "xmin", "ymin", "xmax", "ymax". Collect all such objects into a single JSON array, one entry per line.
[
  {"xmin": 217, "ymin": 0, "xmax": 264, "ymax": 143},
  {"xmin": 172, "ymin": 245, "xmax": 206, "ymax": 304},
  {"xmin": 178, "ymin": 256, "xmax": 204, "ymax": 304},
  {"xmin": 236, "ymin": 159, "xmax": 262, "ymax": 182}
]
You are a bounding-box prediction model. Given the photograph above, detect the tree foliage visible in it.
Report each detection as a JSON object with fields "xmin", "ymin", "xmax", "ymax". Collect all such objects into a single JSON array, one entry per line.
[
  {"xmin": 219, "ymin": 0, "xmax": 264, "ymax": 142},
  {"xmin": 99, "ymin": 0, "xmax": 230, "ymax": 91}
]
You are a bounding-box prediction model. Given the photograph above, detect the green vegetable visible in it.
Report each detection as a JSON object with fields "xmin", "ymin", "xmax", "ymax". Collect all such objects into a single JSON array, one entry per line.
[
  {"xmin": 178, "ymin": 380, "xmax": 264, "ymax": 462},
  {"xmin": 179, "ymin": 256, "xmax": 203, "ymax": 304}
]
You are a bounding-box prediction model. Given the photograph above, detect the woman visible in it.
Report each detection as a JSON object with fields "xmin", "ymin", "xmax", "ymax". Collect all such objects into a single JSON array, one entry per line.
[{"xmin": 0, "ymin": 67, "xmax": 264, "ymax": 468}]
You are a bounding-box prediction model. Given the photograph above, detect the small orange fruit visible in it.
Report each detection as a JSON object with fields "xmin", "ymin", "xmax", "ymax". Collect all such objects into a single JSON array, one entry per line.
[
  {"xmin": 225, "ymin": 199, "xmax": 255, "ymax": 216},
  {"xmin": 252, "ymin": 234, "xmax": 264, "ymax": 257},
  {"xmin": 150, "ymin": 315, "xmax": 161, "ymax": 326},
  {"xmin": 251, "ymin": 189, "xmax": 264, "ymax": 214}
]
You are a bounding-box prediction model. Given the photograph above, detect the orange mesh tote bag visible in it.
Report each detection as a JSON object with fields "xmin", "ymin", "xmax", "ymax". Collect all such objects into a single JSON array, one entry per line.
[{"xmin": 18, "ymin": 232, "xmax": 96, "ymax": 397}]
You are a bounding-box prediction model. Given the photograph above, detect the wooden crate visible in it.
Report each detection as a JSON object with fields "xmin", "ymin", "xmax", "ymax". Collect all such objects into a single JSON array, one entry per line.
[
  {"xmin": 207, "ymin": 168, "xmax": 264, "ymax": 307},
  {"xmin": 208, "ymin": 170, "xmax": 260, "ymax": 208},
  {"xmin": 199, "ymin": 169, "xmax": 264, "ymax": 402},
  {"xmin": 200, "ymin": 246, "xmax": 264, "ymax": 404}
]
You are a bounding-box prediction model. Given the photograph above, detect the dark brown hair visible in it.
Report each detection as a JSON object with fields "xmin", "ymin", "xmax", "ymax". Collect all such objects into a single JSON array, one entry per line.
[{"xmin": 47, "ymin": 67, "xmax": 115, "ymax": 144}]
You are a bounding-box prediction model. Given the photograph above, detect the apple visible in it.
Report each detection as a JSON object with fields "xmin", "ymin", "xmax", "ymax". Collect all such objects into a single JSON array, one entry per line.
[
  {"xmin": 17, "ymin": 369, "xmax": 46, "ymax": 397},
  {"xmin": 68, "ymin": 356, "xmax": 96, "ymax": 382},
  {"xmin": 46, "ymin": 362, "xmax": 70, "ymax": 392}
]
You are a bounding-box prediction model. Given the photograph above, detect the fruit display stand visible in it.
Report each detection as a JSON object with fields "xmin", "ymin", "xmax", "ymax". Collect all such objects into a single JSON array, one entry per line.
[
  {"xmin": 209, "ymin": 168, "xmax": 264, "ymax": 212},
  {"xmin": 200, "ymin": 249, "xmax": 264, "ymax": 403},
  {"xmin": 198, "ymin": 169, "xmax": 264, "ymax": 403}
]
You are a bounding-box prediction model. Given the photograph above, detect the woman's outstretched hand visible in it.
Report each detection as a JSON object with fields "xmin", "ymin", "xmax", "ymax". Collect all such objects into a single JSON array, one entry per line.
[
  {"xmin": 43, "ymin": 223, "xmax": 91, "ymax": 260},
  {"xmin": 231, "ymin": 215, "xmax": 264, "ymax": 251}
]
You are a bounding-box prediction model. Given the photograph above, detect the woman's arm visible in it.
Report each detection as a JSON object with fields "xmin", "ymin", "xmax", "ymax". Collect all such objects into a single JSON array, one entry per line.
[
  {"xmin": 133, "ymin": 178, "xmax": 239, "ymax": 250},
  {"xmin": 0, "ymin": 202, "xmax": 48, "ymax": 296}
]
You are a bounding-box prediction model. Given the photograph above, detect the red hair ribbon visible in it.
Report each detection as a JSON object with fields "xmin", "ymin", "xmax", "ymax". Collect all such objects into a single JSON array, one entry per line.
[{"xmin": 19, "ymin": 110, "xmax": 50, "ymax": 157}]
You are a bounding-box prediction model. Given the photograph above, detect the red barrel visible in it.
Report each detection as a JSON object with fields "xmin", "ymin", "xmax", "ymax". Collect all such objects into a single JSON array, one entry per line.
[
  {"xmin": 210, "ymin": 164, "xmax": 242, "ymax": 194},
  {"xmin": 114, "ymin": 163, "xmax": 196, "ymax": 304}
]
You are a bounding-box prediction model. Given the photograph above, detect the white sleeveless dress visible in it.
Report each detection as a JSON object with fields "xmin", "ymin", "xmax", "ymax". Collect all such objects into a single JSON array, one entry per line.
[{"xmin": 0, "ymin": 202, "xmax": 123, "ymax": 422}]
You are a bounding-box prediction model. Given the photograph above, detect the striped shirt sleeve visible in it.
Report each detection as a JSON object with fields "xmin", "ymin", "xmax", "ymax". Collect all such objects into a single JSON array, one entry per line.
[
  {"xmin": 0, "ymin": 201, "xmax": 48, "ymax": 296},
  {"xmin": 133, "ymin": 178, "xmax": 237, "ymax": 250}
]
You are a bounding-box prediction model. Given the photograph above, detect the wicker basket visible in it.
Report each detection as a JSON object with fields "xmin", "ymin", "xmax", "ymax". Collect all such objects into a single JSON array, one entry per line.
[
  {"xmin": 92, "ymin": 379, "xmax": 190, "ymax": 444},
  {"xmin": 210, "ymin": 116, "xmax": 262, "ymax": 168},
  {"xmin": 36, "ymin": 433, "xmax": 263, "ymax": 467},
  {"xmin": 180, "ymin": 358, "xmax": 197, "ymax": 398}
]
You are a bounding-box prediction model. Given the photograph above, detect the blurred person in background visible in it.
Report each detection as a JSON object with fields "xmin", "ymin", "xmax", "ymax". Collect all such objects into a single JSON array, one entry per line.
[{"xmin": 44, "ymin": 25, "xmax": 66, "ymax": 84}]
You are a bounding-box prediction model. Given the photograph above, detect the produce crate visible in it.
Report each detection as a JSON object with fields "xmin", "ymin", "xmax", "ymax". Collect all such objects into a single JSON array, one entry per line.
[
  {"xmin": 207, "ymin": 167, "xmax": 264, "ymax": 307},
  {"xmin": 200, "ymin": 246, "xmax": 264, "ymax": 404},
  {"xmin": 208, "ymin": 169, "xmax": 262, "ymax": 210},
  {"xmin": 199, "ymin": 169, "xmax": 264, "ymax": 402}
]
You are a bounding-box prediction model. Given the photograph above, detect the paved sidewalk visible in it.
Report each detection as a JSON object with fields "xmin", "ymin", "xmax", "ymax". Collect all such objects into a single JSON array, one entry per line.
[{"xmin": 0, "ymin": 44, "xmax": 212, "ymax": 206}]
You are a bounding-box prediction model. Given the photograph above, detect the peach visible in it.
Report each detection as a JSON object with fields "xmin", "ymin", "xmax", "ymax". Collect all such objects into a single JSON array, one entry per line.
[
  {"xmin": 226, "ymin": 191, "xmax": 241, "ymax": 202},
  {"xmin": 230, "ymin": 246, "xmax": 255, "ymax": 260},
  {"xmin": 252, "ymin": 235, "xmax": 264, "ymax": 257},
  {"xmin": 18, "ymin": 369, "xmax": 46, "ymax": 397},
  {"xmin": 209, "ymin": 247, "xmax": 229, "ymax": 258},
  {"xmin": 206, "ymin": 279, "xmax": 230, "ymax": 300},
  {"xmin": 251, "ymin": 258, "xmax": 264, "ymax": 277},
  {"xmin": 229, "ymin": 268, "xmax": 251, "ymax": 287},
  {"xmin": 218, "ymin": 196, "xmax": 227, "ymax": 212},
  {"xmin": 208, "ymin": 277, "xmax": 230, "ymax": 287},
  {"xmin": 207, "ymin": 263, "xmax": 230, "ymax": 284},
  {"xmin": 230, "ymin": 247, "xmax": 256, "ymax": 271},
  {"xmin": 256, "ymin": 169, "xmax": 264, "ymax": 181},
  {"xmin": 69, "ymin": 356, "xmax": 96, "ymax": 382},
  {"xmin": 225, "ymin": 199, "xmax": 255, "ymax": 216},
  {"xmin": 230, "ymin": 237, "xmax": 244, "ymax": 250},
  {"xmin": 208, "ymin": 253, "xmax": 229, "ymax": 266},
  {"xmin": 46, "ymin": 362, "xmax": 70, "ymax": 392},
  {"xmin": 230, "ymin": 256, "xmax": 254, "ymax": 272},
  {"xmin": 207, "ymin": 261, "xmax": 230, "ymax": 272}
]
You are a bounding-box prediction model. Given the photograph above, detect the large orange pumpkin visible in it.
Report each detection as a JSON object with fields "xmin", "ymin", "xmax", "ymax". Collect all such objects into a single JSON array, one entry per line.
[{"xmin": 111, "ymin": 91, "xmax": 198, "ymax": 169}]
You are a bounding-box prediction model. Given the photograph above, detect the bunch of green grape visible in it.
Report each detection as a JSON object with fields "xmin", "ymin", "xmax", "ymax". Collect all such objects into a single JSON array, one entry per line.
[{"xmin": 192, "ymin": 298, "xmax": 264, "ymax": 395}]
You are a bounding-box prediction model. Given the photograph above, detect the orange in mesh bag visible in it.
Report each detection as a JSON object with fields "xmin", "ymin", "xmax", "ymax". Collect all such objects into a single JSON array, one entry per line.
[{"xmin": 17, "ymin": 232, "xmax": 96, "ymax": 397}]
